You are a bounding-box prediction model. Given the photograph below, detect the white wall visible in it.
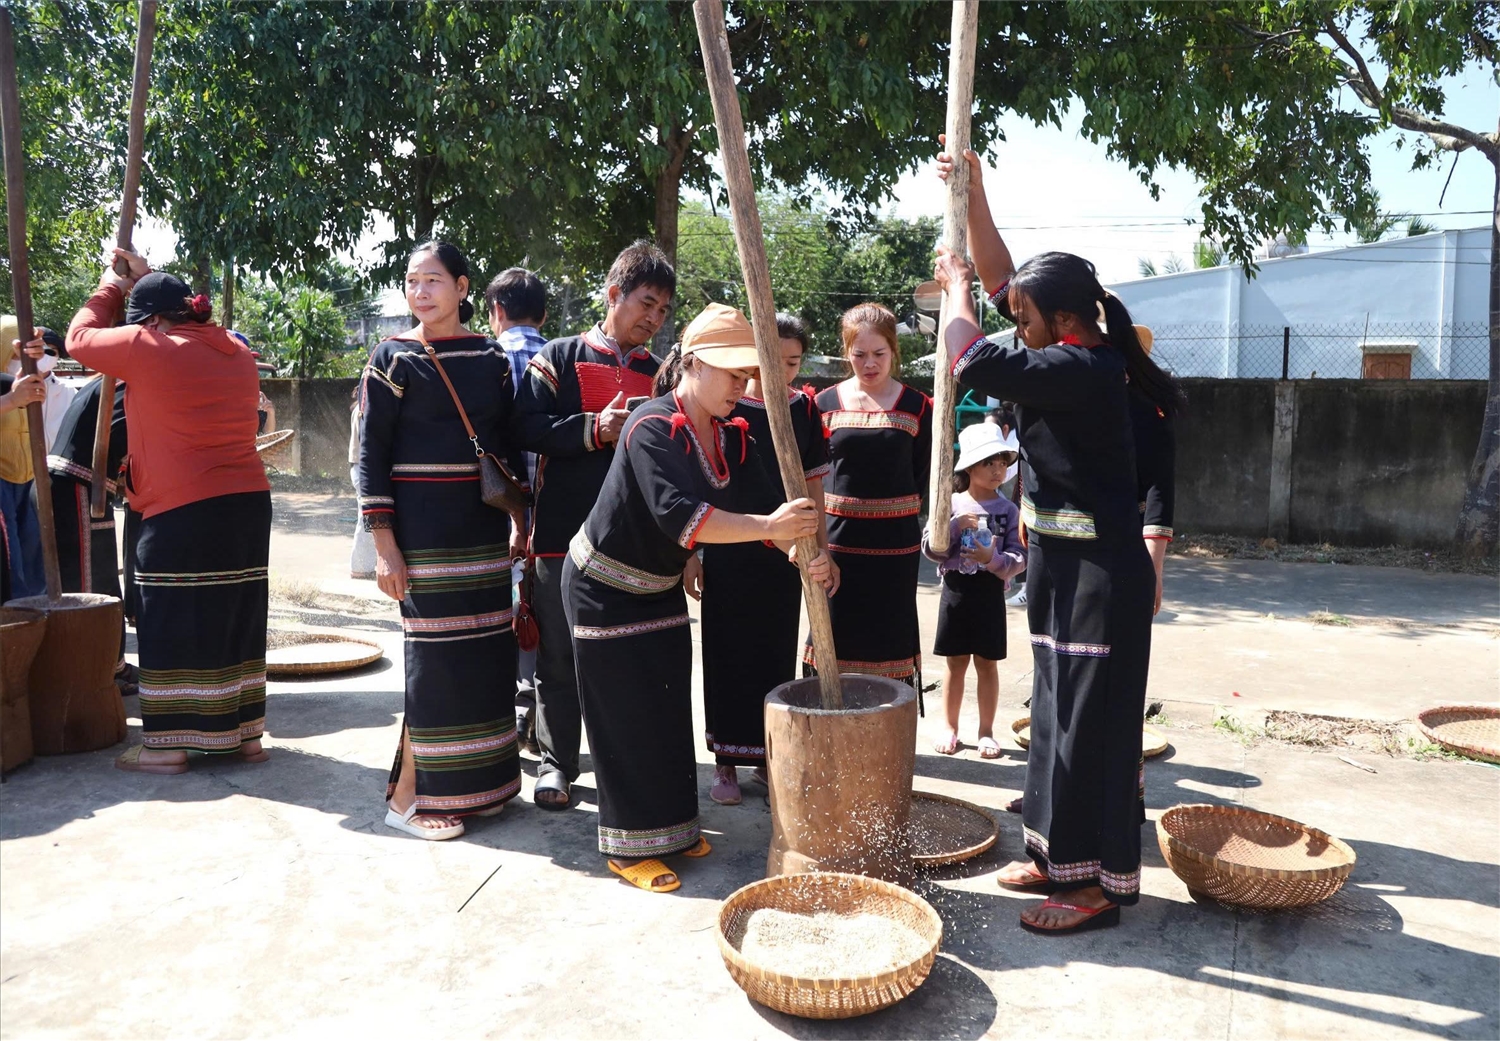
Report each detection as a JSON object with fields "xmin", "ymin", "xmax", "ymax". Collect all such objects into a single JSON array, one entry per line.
[{"xmin": 1107, "ymin": 228, "xmax": 1489, "ymax": 378}]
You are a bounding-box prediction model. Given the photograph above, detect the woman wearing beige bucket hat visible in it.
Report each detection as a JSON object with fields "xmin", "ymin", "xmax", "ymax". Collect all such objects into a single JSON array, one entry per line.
[{"xmin": 563, "ymin": 303, "xmax": 833, "ymax": 894}]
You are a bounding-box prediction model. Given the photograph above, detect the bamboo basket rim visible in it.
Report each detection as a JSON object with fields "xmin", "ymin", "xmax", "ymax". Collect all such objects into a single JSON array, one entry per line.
[
  {"xmin": 1157, "ymin": 803, "xmax": 1356, "ymax": 883},
  {"xmin": 1013, "ymin": 716, "xmax": 1169, "ymax": 758},
  {"xmin": 256, "ymin": 428, "xmax": 296, "ymax": 453},
  {"xmin": 1416, "ymin": 704, "xmax": 1500, "ymax": 763},
  {"xmin": 716, "ymin": 873, "xmax": 942, "ymax": 993},
  {"xmin": 265, "ymin": 630, "xmax": 385, "ymax": 677},
  {"xmin": 909, "ymin": 790, "xmax": 998, "ymax": 866}
]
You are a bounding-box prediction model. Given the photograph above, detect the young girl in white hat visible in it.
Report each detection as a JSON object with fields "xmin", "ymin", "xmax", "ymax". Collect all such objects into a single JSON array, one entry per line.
[{"xmin": 922, "ymin": 422, "xmax": 1026, "ymax": 757}]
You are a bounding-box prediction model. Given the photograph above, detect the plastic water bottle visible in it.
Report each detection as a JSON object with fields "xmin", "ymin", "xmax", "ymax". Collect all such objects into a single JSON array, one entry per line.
[{"xmin": 975, "ymin": 516, "xmax": 993, "ymax": 549}]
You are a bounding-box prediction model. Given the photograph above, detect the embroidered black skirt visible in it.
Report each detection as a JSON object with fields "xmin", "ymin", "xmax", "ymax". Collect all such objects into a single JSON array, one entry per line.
[
  {"xmin": 700, "ymin": 540, "xmax": 801, "ymax": 767},
  {"xmin": 134, "ymin": 491, "xmax": 271, "ymax": 752},
  {"xmin": 563, "ymin": 553, "xmax": 699, "ymax": 859},
  {"xmin": 388, "ymin": 479, "xmax": 521, "ymax": 815},
  {"xmin": 1020, "ymin": 535, "xmax": 1155, "ymax": 905}
]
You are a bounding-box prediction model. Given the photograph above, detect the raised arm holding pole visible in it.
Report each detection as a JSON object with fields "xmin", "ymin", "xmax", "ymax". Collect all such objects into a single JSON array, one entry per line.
[
  {"xmin": 926, "ymin": 0, "xmax": 980, "ymax": 555},
  {"xmin": 0, "ymin": 4, "xmax": 62, "ymax": 602},
  {"xmin": 91, "ymin": 0, "xmax": 156, "ymax": 521}
]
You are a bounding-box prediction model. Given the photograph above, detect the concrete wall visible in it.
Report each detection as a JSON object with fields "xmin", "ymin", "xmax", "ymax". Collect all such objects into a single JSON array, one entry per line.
[
  {"xmin": 268, "ymin": 376, "xmax": 1489, "ymax": 549},
  {"xmin": 1107, "ymin": 228, "xmax": 1490, "ymax": 379}
]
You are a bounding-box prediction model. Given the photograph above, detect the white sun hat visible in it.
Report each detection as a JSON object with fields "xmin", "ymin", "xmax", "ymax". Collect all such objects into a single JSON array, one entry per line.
[{"xmin": 955, "ymin": 421, "xmax": 1020, "ymax": 477}]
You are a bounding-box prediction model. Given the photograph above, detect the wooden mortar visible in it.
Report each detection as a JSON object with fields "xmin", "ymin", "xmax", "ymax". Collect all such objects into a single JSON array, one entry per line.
[
  {"xmin": 765, "ymin": 676, "xmax": 919, "ymax": 886},
  {"xmin": 0, "ymin": 606, "xmax": 46, "ymax": 773},
  {"xmin": 7, "ymin": 593, "xmax": 125, "ymax": 755}
]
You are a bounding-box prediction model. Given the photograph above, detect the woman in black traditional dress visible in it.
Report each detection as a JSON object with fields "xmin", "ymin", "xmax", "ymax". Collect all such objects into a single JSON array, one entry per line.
[
  {"xmin": 565, "ymin": 303, "xmax": 832, "ymax": 894},
  {"xmin": 360, "ymin": 241, "xmax": 524, "ymax": 841},
  {"xmin": 697, "ymin": 313, "xmax": 834, "ymax": 806},
  {"xmin": 802, "ymin": 303, "xmax": 932, "ymax": 690},
  {"xmin": 935, "ymin": 144, "xmax": 1184, "ymax": 933}
]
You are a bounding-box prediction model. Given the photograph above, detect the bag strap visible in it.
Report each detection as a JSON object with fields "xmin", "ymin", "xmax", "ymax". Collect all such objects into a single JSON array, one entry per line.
[{"xmin": 415, "ymin": 335, "xmax": 486, "ymax": 460}]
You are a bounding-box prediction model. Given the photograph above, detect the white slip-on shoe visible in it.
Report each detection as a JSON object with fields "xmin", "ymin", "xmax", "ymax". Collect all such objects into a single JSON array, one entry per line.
[{"xmin": 384, "ymin": 801, "xmax": 465, "ymax": 840}]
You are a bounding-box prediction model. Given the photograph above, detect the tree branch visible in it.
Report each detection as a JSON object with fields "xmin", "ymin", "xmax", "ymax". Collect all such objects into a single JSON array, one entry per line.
[
  {"xmin": 1326, "ymin": 17, "xmax": 1498, "ymax": 161},
  {"xmin": 1323, "ymin": 17, "xmax": 1384, "ymax": 110}
]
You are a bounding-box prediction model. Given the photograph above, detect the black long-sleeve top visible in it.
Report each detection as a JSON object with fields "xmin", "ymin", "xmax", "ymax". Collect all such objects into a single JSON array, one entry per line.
[
  {"xmin": 514, "ymin": 325, "xmax": 660, "ymax": 557},
  {"xmin": 357, "ymin": 333, "xmax": 516, "ymax": 530},
  {"xmin": 47, "ymin": 376, "xmax": 128, "ymax": 495},
  {"xmin": 953, "ymin": 334, "xmax": 1140, "ymax": 545},
  {"xmin": 572, "ymin": 393, "xmax": 778, "ymax": 590}
]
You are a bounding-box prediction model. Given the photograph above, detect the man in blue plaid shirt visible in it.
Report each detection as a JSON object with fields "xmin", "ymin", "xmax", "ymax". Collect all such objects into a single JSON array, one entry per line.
[{"xmin": 486, "ymin": 268, "xmax": 549, "ymax": 752}]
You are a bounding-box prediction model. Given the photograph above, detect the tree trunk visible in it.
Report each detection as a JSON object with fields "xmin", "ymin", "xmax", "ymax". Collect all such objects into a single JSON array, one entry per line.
[
  {"xmin": 651, "ymin": 126, "xmax": 692, "ymax": 354},
  {"xmin": 414, "ymin": 154, "xmax": 436, "ymax": 244},
  {"xmin": 192, "ymin": 254, "xmax": 211, "ymax": 297},
  {"xmin": 1454, "ymin": 146, "xmax": 1500, "ymax": 559},
  {"xmin": 222, "ymin": 255, "xmax": 235, "ymax": 330}
]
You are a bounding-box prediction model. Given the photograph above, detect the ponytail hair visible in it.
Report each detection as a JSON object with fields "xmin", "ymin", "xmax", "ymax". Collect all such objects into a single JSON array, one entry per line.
[
  {"xmin": 1010, "ymin": 251, "xmax": 1184, "ymax": 416},
  {"xmin": 1101, "ymin": 293, "xmax": 1185, "ymax": 415},
  {"xmin": 652, "ymin": 343, "xmax": 685, "ymax": 398}
]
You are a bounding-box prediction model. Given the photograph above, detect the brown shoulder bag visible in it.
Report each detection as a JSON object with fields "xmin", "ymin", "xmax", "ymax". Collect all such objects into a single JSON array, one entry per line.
[{"xmin": 419, "ymin": 339, "xmax": 531, "ymax": 515}]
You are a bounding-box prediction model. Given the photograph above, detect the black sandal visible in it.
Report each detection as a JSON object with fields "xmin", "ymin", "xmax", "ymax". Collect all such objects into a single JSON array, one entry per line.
[{"xmin": 533, "ymin": 767, "xmax": 572, "ymax": 811}]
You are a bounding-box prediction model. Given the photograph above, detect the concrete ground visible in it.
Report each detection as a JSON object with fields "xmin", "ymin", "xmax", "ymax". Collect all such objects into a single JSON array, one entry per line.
[{"xmin": 1, "ymin": 492, "xmax": 1496, "ymax": 1040}]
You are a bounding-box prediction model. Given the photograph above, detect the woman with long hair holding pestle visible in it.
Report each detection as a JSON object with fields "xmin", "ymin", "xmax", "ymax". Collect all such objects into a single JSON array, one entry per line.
[
  {"xmin": 359, "ymin": 241, "xmax": 526, "ymax": 841},
  {"xmin": 934, "ymin": 142, "xmax": 1184, "ymax": 934},
  {"xmin": 802, "ymin": 303, "xmax": 933, "ymax": 691},
  {"xmin": 67, "ymin": 249, "xmax": 271, "ymax": 774},
  {"xmin": 696, "ymin": 312, "xmax": 835, "ymax": 806},
  {"xmin": 565, "ymin": 303, "xmax": 832, "ymax": 894}
]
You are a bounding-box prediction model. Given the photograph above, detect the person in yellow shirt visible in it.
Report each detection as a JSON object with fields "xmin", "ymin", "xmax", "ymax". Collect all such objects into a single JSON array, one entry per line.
[{"xmin": 1, "ymin": 316, "xmax": 48, "ymax": 598}]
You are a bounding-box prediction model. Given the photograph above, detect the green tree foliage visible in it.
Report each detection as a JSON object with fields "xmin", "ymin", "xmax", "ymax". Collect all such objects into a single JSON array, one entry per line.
[{"xmin": 235, "ymin": 277, "xmax": 358, "ymax": 379}]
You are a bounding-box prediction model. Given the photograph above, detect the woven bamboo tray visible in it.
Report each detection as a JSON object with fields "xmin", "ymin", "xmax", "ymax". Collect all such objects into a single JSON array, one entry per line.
[
  {"xmin": 717, "ymin": 873, "xmax": 942, "ymax": 1019},
  {"xmin": 256, "ymin": 428, "xmax": 296, "ymax": 466},
  {"xmin": 1012, "ymin": 717, "xmax": 1169, "ymax": 758},
  {"xmin": 1417, "ymin": 705, "xmax": 1500, "ymax": 765},
  {"xmin": 909, "ymin": 791, "xmax": 998, "ymax": 866},
  {"xmin": 265, "ymin": 631, "xmax": 384, "ymax": 677},
  {"xmin": 1157, "ymin": 803, "xmax": 1356, "ymax": 909}
]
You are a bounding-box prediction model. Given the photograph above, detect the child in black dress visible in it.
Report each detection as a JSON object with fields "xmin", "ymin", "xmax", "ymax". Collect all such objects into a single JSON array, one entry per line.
[{"xmin": 923, "ymin": 422, "xmax": 1026, "ymax": 758}]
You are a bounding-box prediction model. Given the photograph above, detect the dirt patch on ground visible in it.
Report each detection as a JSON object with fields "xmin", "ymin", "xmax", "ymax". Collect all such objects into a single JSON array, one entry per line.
[
  {"xmin": 1197, "ymin": 708, "xmax": 1470, "ymax": 763},
  {"xmin": 1170, "ymin": 533, "xmax": 1498, "ymax": 577}
]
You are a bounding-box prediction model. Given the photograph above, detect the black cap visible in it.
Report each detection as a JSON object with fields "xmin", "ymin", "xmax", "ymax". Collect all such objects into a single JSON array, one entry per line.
[{"xmin": 127, "ymin": 271, "xmax": 198, "ymax": 325}]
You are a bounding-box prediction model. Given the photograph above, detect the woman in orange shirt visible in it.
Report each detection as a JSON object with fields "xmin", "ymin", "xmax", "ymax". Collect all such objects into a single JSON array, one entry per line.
[{"xmin": 67, "ymin": 249, "xmax": 271, "ymax": 775}]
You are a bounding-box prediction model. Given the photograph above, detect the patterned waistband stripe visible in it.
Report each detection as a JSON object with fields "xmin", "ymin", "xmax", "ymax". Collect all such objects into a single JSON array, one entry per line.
[
  {"xmin": 48, "ymin": 455, "xmax": 117, "ymax": 493},
  {"xmin": 1020, "ymin": 496, "xmax": 1098, "ymax": 540},
  {"xmin": 824, "ymin": 492, "xmax": 921, "ymax": 519},
  {"xmin": 827, "ymin": 543, "xmax": 920, "ymax": 557},
  {"xmin": 573, "ymin": 613, "xmax": 690, "ymax": 640},
  {"xmin": 800, "ymin": 645, "xmax": 918, "ymax": 679},
  {"xmin": 134, "ymin": 566, "xmax": 268, "ymax": 588},
  {"xmin": 1030, "ymin": 634, "xmax": 1111, "ymax": 658},
  {"xmin": 569, "ymin": 530, "xmax": 680, "ymax": 595}
]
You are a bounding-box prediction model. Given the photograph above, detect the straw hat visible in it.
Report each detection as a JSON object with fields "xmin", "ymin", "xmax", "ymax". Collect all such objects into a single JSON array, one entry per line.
[
  {"xmin": 0, "ymin": 315, "xmax": 17, "ymax": 367},
  {"xmin": 955, "ymin": 422, "xmax": 1019, "ymax": 477},
  {"xmin": 681, "ymin": 302, "xmax": 761, "ymax": 371}
]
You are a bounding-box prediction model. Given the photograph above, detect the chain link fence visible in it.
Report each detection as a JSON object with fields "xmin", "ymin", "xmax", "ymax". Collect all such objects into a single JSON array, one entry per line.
[{"xmin": 1149, "ymin": 321, "xmax": 1490, "ymax": 380}]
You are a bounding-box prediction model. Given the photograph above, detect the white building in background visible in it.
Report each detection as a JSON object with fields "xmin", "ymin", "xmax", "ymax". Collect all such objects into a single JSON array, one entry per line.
[{"xmin": 1106, "ymin": 227, "xmax": 1489, "ymax": 379}]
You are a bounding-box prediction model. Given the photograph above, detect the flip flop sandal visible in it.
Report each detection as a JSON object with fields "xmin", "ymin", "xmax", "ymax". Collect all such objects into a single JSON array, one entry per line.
[
  {"xmin": 114, "ymin": 746, "xmax": 188, "ymax": 775},
  {"xmin": 1020, "ymin": 897, "xmax": 1120, "ymax": 935},
  {"xmin": 710, "ymin": 771, "xmax": 741, "ymax": 805},
  {"xmin": 680, "ymin": 836, "xmax": 712, "ymax": 859},
  {"xmin": 933, "ymin": 732, "xmax": 961, "ymax": 755},
  {"xmin": 997, "ymin": 863, "xmax": 1056, "ymax": 891},
  {"xmin": 977, "ymin": 736, "xmax": 1002, "ymax": 759},
  {"xmin": 384, "ymin": 802, "xmax": 465, "ymax": 841},
  {"xmin": 748, "ymin": 766, "xmax": 768, "ymax": 787},
  {"xmin": 533, "ymin": 769, "xmax": 572, "ymax": 811},
  {"xmin": 608, "ymin": 858, "xmax": 680, "ymax": 893}
]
